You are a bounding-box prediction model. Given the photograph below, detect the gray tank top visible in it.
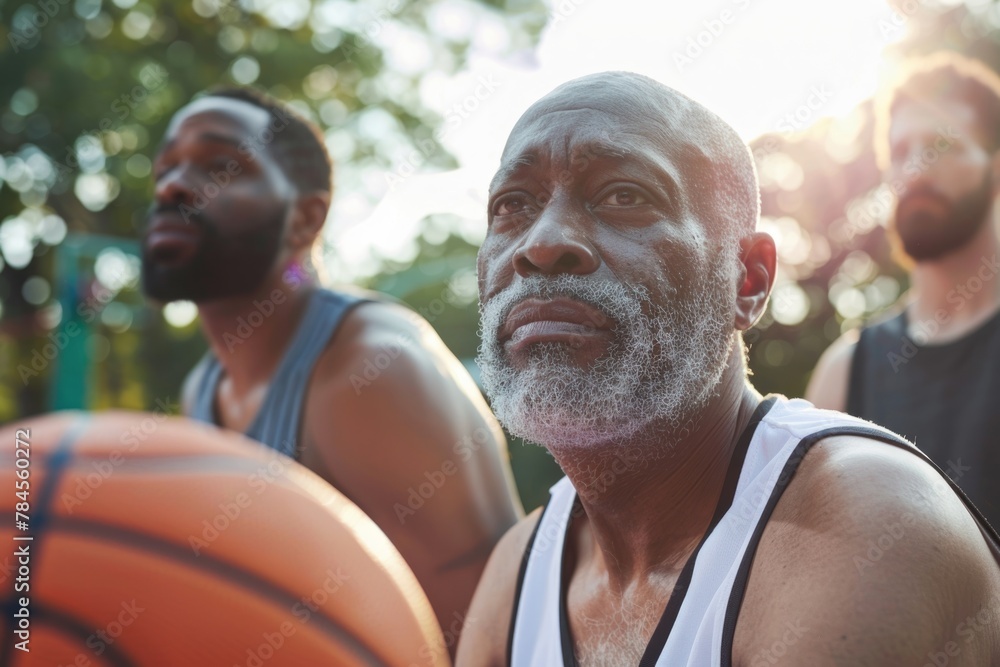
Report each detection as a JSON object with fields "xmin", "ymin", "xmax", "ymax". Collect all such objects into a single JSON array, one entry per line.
[
  {"xmin": 188, "ymin": 288, "xmax": 365, "ymax": 460},
  {"xmin": 847, "ymin": 305, "xmax": 1000, "ymax": 527}
]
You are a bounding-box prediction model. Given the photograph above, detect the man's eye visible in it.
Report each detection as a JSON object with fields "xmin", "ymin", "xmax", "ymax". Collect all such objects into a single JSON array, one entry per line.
[
  {"xmin": 494, "ymin": 195, "xmax": 530, "ymax": 216},
  {"xmin": 599, "ymin": 188, "xmax": 647, "ymax": 206}
]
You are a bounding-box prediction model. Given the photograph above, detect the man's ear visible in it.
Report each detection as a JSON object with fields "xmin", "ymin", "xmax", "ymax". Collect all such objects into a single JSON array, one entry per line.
[
  {"xmin": 734, "ymin": 231, "xmax": 777, "ymax": 331},
  {"xmin": 287, "ymin": 191, "xmax": 330, "ymax": 250}
]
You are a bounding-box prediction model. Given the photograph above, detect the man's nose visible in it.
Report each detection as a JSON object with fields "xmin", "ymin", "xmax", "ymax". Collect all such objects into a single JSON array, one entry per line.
[
  {"xmin": 153, "ymin": 166, "xmax": 195, "ymax": 208},
  {"xmin": 511, "ymin": 199, "xmax": 600, "ymax": 277}
]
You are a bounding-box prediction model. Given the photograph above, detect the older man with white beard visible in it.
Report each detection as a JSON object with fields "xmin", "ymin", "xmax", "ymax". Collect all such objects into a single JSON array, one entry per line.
[{"xmin": 456, "ymin": 72, "xmax": 1000, "ymax": 667}]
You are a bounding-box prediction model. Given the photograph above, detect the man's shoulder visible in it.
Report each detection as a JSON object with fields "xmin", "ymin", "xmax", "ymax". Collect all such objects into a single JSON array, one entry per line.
[
  {"xmin": 300, "ymin": 289, "xmax": 506, "ymax": 469},
  {"xmin": 804, "ymin": 299, "xmax": 911, "ymax": 410},
  {"xmin": 736, "ymin": 431, "xmax": 1000, "ymax": 665},
  {"xmin": 780, "ymin": 431, "xmax": 969, "ymax": 526},
  {"xmin": 309, "ymin": 292, "xmax": 448, "ymax": 392},
  {"xmin": 772, "ymin": 430, "xmax": 996, "ymax": 560}
]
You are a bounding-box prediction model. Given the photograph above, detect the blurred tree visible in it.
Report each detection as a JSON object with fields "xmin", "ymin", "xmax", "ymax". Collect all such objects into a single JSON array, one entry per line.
[
  {"xmin": 5, "ymin": 0, "xmax": 1000, "ymax": 508},
  {"xmin": 0, "ymin": 0, "xmax": 545, "ymax": 422},
  {"xmin": 745, "ymin": 0, "xmax": 1000, "ymax": 399}
]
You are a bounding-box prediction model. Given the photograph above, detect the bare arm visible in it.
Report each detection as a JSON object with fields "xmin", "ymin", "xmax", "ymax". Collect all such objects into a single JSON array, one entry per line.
[
  {"xmin": 305, "ymin": 301, "xmax": 524, "ymax": 655},
  {"xmin": 734, "ymin": 436, "xmax": 1000, "ymax": 666},
  {"xmin": 456, "ymin": 509, "xmax": 543, "ymax": 667},
  {"xmin": 803, "ymin": 330, "xmax": 858, "ymax": 411}
]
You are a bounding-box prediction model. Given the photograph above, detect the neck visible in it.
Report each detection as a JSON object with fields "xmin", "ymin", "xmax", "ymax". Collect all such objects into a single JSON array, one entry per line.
[
  {"xmin": 197, "ymin": 265, "xmax": 317, "ymax": 395},
  {"xmin": 551, "ymin": 345, "xmax": 763, "ymax": 587},
  {"xmin": 908, "ymin": 211, "xmax": 1000, "ymax": 341}
]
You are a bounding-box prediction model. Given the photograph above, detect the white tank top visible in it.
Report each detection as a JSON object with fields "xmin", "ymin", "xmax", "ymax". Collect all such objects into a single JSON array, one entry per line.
[{"xmin": 508, "ymin": 396, "xmax": 1000, "ymax": 666}]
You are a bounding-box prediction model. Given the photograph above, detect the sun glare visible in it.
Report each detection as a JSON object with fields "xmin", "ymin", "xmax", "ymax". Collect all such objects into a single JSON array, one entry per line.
[{"xmin": 330, "ymin": 0, "xmax": 915, "ymax": 280}]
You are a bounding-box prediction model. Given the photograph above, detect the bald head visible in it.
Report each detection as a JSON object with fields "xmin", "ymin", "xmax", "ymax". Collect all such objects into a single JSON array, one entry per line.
[
  {"xmin": 497, "ymin": 71, "xmax": 760, "ymax": 245},
  {"xmin": 477, "ymin": 72, "xmax": 776, "ymax": 450}
]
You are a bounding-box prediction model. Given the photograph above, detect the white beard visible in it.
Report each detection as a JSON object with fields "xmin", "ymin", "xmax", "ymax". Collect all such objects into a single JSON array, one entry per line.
[{"xmin": 477, "ymin": 253, "xmax": 738, "ymax": 457}]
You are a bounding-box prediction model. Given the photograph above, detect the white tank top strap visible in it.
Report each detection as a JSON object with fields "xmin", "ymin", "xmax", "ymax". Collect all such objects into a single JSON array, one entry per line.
[{"xmin": 508, "ymin": 396, "xmax": 1000, "ymax": 666}]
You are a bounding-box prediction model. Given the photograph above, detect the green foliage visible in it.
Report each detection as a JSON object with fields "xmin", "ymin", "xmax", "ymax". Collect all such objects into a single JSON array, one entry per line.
[
  {"xmin": 0, "ymin": 0, "xmax": 545, "ymax": 421},
  {"xmin": 3, "ymin": 0, "xmax": 1000, "ymax": 507}
]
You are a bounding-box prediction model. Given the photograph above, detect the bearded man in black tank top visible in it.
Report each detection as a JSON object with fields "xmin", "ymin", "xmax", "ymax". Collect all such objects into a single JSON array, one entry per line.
[
  {"xmin": 140, "ymin": 87, "xmax": 523, "ymax": 655},
  {"xmin": 457, "ymin": 72, "xmax": 1000, "ymax": 667},
  {"xmin": 808, "ymin": 53, "xmax": 1000, "ymax": 528}
]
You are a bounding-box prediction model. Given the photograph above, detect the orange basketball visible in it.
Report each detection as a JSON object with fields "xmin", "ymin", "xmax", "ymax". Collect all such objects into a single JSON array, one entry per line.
[{"xmin": 0, "ymin": 411, "xmax": 448, "ymax": 667}]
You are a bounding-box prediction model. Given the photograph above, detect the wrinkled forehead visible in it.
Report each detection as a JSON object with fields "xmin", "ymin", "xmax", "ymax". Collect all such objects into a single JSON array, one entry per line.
[
  {"xmin": 493, "ymin": 94, "xmax": 725, "ymax": 207},
  {"xmin": 503, "ymin": 105, "xmax": 663, "ymax": 157},
  {"xmin": 494, "ymin": 108, "xmax": 673, "ymax": 189}
]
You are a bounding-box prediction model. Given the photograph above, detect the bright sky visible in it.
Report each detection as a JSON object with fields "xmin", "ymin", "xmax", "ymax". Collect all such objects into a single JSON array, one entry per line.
[{"xmin": 327, "ymin": 0, "xmax": 913, "ymax": 282}]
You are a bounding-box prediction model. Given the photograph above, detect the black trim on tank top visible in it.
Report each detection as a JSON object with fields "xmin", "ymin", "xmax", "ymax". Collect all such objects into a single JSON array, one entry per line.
[
  {"xmin": 506, "ymin": 496, "xmax": 554, "ymax": 667},
  {"xmin": 719, "ymin": 425, "xmax": 1000, "ymax": 667},
  {"xmin": 556, "ymin": 395, "xmax": 779, "ymax": 667}
]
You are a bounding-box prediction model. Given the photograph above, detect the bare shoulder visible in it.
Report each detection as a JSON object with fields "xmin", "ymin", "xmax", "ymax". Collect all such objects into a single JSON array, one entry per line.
[
  {"xmin": 456, "ymin": 508, "xmax": 545, "ymax": 667},
  {"xmin": 804, "ymin": 329, "xmax": 859, "ymax": 411},
  {"xmin": 305, "ymin": 296, "xmax": 506, "ymax": 457},
  {"xmin": 314, "ymin": 298, "xmax": 485, "ymax": 399},
  {"xmin": 735, "ymin": 435, "xmax": 1000, "ymax": 666}
]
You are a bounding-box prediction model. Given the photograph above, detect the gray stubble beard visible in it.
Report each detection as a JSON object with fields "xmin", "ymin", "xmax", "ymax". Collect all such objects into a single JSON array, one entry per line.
[{"xmin": 477, "ymin": 250, "xmax": 739, "ymax": 463}]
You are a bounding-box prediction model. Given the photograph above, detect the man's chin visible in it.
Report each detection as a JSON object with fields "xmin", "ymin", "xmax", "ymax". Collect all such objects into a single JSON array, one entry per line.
[
  {"xmin": 499, "ymin": 408, "xmax": 649, "ymax": 451},
  {"xmin": 900, "ymin": 231, "xmax": 970, "ymax": 262},
  {"xmin": 141, "ymin": 262, "xmax": 206, "ymax": 303}
]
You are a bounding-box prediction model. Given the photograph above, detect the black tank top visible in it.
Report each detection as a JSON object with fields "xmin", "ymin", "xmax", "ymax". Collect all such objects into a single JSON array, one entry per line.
[{"xmin": 847, "ymin": 305, "xmax": 1000, "ymax": 527}]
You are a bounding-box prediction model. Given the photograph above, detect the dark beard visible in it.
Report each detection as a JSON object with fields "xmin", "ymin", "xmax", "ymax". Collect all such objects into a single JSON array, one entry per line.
[
  {"xmin": 141, "ymin": 204, "xmax": 286, "ymax": 303},
  {"xmin": 894, "ymin": 170, "xmax": 993, "ymax": 262}
]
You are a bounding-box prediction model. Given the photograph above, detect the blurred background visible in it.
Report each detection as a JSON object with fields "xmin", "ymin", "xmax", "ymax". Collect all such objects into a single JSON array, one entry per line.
[{"xmin": 1, "ymin": 0, "xmax": 998, "ymax": 510}]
